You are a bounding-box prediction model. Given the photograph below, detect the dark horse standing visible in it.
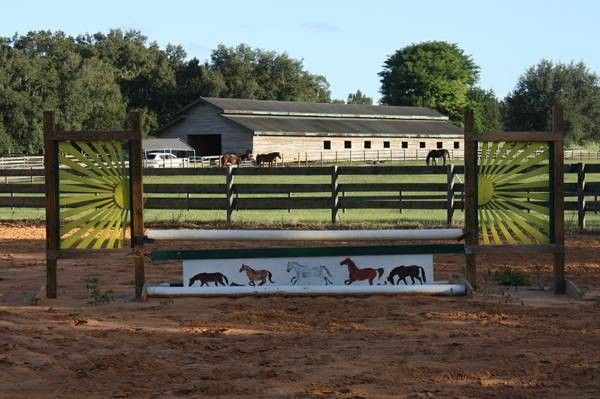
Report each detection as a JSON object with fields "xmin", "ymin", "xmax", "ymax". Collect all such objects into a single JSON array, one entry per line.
[
  {"xmin": 256, "ymin": 152, "xmax": 281, "ymax": 167},
  {"xmin": 387, "ymin": 265, "xmax": 427, "ymax": 285},
  {"xmin": 426, "ymin": 149, "xmax": 450, "ymax": 166},
  {"xmin": 339, "ymin": 258, "xmax": 384, "ymax": 285}
]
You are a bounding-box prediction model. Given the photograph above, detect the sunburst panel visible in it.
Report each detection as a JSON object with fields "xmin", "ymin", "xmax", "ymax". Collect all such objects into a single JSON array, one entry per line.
[
  {"xmin": 477, "ymin": 141, "xmax": 550, "ymax": 245},
  {"xmin": 57, "ymin": 140, "xmax": 130, "ymax": 249}
]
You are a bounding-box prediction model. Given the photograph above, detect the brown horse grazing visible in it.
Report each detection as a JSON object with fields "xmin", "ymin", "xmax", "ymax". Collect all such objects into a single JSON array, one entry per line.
[
  {"xmin": 239, "ymin": 264, "xmax": 274, "ymax": 286},
  {"xmin": 387, "ymin": 265, "xmax": 427, "ymax": 285},
  {"xmin": 189, "ymin": 272, "xmax": 229, "ymax": 287},
  {"xmin": 339, "ymin": 258, "xmax": 384, "ymax": 285},
  {"xmin": 256, "ymin": 152, "xmax": 281, "ymax": 167},
  {"xmin": 221, "ymin": 154, "xmax": 241, "ymax": 167},
  {"xmin": 426, "ymin": 149, "xmax": 450, "ymax": 166}
]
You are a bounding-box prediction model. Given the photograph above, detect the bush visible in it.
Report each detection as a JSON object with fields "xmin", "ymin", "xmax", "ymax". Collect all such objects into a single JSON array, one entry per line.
[{"xmin": 493, "ymin": 266, "xmax": 529, "ymax": 286}]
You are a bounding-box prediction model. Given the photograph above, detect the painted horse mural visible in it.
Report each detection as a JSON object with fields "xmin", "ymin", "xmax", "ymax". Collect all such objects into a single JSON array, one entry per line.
[
  {"xmin": 286, "ymin": 261, "xmax": 333, "ymax": 285},
  {"xmin": 189, "ymin": 272, "xmax": 229, "ymax": 287},
  {"xmin": 239, "ymin": 264, "xmax": 274, "ymax": 286},
  {"xmin": 339, "ymin": 257, "xmax": 384, "ymax": 285},
  {"xmin": 387, "ymin": 265, "xmax": 427, "ymax": 285}
]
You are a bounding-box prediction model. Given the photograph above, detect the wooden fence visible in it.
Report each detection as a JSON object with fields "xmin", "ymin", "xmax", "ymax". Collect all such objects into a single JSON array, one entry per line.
[{"xmin": 0, "ymin": 164, "xmax": 599, "ymax": 228}]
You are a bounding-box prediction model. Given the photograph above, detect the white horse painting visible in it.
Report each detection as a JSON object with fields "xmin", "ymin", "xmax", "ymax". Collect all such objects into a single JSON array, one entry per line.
[{"xmin": 286, "ymin": 261, "xmax": 334, "ymax": 285}]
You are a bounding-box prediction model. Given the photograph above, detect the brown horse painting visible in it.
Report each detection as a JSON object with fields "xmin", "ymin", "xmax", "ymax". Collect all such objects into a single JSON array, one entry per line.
[
  {"xmin": 339, "ymin": 258, "xmax": 384, "ymax": 285},
  {"xmin": 189, "ymin": 272, "xmax": 229, "ymax": 287},
  {"xmin": 256, "ymin": 152, "xmax": 281, "ymax": 167},
  {"xmin": 387, "ymin": 265, "xmax": 427, "ymax": 285},
  {"xmin": 239, "ymin": 264, "xmax": 274, "ymax": 286},
  {"xmin": 221, "ymin": 154, "xmax": 241, "ymax": 167},
  {"xmin": 426, "ymin": 149, "xmax": 450, "ymax": 166}
]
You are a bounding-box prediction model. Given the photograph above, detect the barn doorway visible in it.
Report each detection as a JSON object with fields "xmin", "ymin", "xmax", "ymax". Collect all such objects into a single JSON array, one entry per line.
[{"xmin": 188, "ymin": 134, "xmax": 222, "ymax": 156}]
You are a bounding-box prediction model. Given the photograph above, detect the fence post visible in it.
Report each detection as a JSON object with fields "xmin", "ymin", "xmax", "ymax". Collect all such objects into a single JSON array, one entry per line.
[
  {"xmin": 446, "ymin": 164, "xmax": 455, "ymax": 225},
  {"xmin": 297, "ymin": 152, "xmax": 300, "ymax": 167},
  {"xmin": 398, "ymin": 191, "xmax": 402, "ymax": 214},
  {"xmin": 331, "ymin": 165, "xmax": 339, "ymax": 224},
  {"xmin": 226, "ymin": 166, "xmax": 234, "ymax": 224},
  {"xmin": 577, "ymin": 162, "xmax": 586, "ymax": 230}
]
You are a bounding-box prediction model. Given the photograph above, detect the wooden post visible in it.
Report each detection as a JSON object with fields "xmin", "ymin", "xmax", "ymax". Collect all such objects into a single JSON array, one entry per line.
[
  {"xmin": 552, "ymin": 105, "xmax": 566, "ymax": 294},
  {"xmin": 399, "ymin": 191, "xmax": 403, "ymax": 214},
  {"xmin": 297, "ymin": 152, "xmax": 300, "ymax": 167},
  {"xmin": 226, "ymin": 166, "xmax": 234, "ymax": 224},
  {"xmin": 577, "ymin": 162, "xmax": 586, "ymax": 230},
  {"xmin": 43, "ymin": 111, "xmax": 58, "ymax": 299},
  {"xmin": 331, "ymin": 166, "xmax": 339, "ymax": 224},
  {"xmin": 129, "ymin": 112, "xmax": 145, "ymax": 300},
  {"xmin": 463, "ymin": 108, "xmax": 477, "ymax": 289},
  {"xmin": 446, "ymin": 164, "xmax": 455, "ymax": 226}
]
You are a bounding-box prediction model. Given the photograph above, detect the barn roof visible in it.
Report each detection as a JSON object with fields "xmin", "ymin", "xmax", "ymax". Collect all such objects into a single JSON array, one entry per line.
[
  {"xmin": 224, "ymin": 115, "xmax": 463, "ymax": 137},
  {"xmin": 142, "ymin": 138, "xmax": 194, "ymax": 152},
  {"xmin": 201, "ymin": 97, "xmax": 447, "ymax": 120}
]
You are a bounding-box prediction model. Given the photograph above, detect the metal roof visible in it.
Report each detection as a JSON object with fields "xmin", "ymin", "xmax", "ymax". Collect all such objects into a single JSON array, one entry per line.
[
  {"xmin": 224, "ymin": 115, "xmax": 463, "ymax": 136},
  {"xmin": 201, "ymin": 97, "xmax": 447, "ymax": 120},
  {"xmin": 142, "ymin": 138, "xmax": 194, "ymax": 152}
]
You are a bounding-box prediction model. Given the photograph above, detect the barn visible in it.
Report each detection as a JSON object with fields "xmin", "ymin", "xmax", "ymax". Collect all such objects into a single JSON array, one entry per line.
[{"xmin": 153, "ymin": 97, "xmax": 463, "ymax": 161}]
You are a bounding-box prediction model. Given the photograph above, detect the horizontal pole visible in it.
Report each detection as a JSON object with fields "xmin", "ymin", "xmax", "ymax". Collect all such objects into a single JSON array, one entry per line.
[
  {"xmin": 52, "ymin": 130, "xmax": 136, "ymax": 141},
  {"xmin": 465, "ymin": 244, "xmax": 561, "ymax": 255},
  {"xmin": 146, "ymin": 283, "xmax": 466, "ymax": 297},
  {"xmin": 147, "ymin": 228, "xmax": 464, "ymax": 241},
  {"xmin": 465, "ymin": 131, "xmax": 564, "ymax": 142}
]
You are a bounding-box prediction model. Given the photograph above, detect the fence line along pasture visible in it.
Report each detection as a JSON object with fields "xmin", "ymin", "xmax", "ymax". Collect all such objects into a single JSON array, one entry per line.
[{"xmin": 0, "ymin": 163, "xmax": 598, "ymax": 228}]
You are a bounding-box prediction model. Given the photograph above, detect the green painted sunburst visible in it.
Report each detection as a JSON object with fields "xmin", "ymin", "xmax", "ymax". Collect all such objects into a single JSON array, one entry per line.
[
  {"xmin": 58, "ymin": 140, "xmax": 130, "ymax": 249},
  {"xmin": 477, "ymin": 141, "xmax": 550, "ymax": 245}
]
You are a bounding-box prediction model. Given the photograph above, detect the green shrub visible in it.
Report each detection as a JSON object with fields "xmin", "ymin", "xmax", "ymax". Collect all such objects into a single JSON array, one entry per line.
[{"xmin": 494, "ymin": 266, "xmax": 529, "ymax": 286}]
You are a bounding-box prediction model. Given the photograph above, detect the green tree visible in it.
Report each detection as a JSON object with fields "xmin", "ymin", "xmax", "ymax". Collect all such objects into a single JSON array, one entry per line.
[
  {"xmin": 379, "ymin": 41, "xmax": 479, "ymax": 123},
  {"xmin": 347, "ymin": 90, "xmax": 373, "ymax": 105},
  {"xmin": 209, "ymin": 44, "xmax": 331, "ymax": 102},
  {"xmin": 503, "ymin": 60, "xmax": 600, "ymax": 144},
  {"xmin": 467, "ymin": 87, "xmax": 502, "ymax": 133}
]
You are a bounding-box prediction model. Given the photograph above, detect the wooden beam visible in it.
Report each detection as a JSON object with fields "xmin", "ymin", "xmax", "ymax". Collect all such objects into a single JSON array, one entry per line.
[
  {"xmin": 43, "ymin": 111, "xmax": 58, "ymax": 299},
  {"xmin": 129, "ymin": 112, "xmax": 145, "ymax": 300},
  {"xmin": 464, "ymin": 131, "xmax": 564, "ymax": 142},
  {"xmin": 463, "ymin": 108, "xmax": 477, "ymax": 289},
  {"xmin": 52, "ymin": 130, "xmax": 137, "ymax": 141},
  {"xmin": 552, "ymin": 104, "xmax": 566, "ymax": 294}
]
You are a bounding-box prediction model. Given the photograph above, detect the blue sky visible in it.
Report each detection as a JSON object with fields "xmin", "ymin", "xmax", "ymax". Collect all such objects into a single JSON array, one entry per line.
[{"xmin": 2, "ymin": 0, "xmax": 598, "ymax": 102}]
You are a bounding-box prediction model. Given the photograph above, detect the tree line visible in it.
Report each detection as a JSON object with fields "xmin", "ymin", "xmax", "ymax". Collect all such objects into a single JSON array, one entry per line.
[{"xmin": 0, "ymin": 31, "xmax": 598, "ymax": 154}]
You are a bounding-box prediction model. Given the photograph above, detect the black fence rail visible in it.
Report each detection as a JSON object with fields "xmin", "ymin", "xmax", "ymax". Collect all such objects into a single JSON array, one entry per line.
[{"xmin": 1, "ymin": 164, "xmax": 599, "ymax": 227}]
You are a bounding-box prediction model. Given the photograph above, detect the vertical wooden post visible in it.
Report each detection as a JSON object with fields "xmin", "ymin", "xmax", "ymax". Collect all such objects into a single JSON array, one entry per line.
[
  {"xmin": 577, "ymin": 162, "xmax": 586, "ymax": 230},
  {"xmin": 331, "ymin": 165, "xmax": 339, "ymax": 224},
  {"xmin": 463, "ymin": 108, "xmax": 477, "ymax": 289},
  {"xmin": 552, "ymin": 105, "xmax": 566, "ymax": 294},
  {"xmin": 398, "ymin": 191, "xmax": 403, "ymax": 214},
  {"xmin": 129, "ymin": 112, "xmax": 145, "ymax": 300},
  {"xmin": 226, "ymin": 166, "xmax": 234, "ymax": 224},
  {"xmin": 446, "ymin": 164, "xmax": 455, "ymax": 226},
  {"xmin": 43, "ymin": 111, "xmax": 58, "ymax": 299}
]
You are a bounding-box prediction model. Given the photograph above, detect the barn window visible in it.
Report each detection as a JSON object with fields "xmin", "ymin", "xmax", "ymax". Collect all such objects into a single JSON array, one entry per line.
[
  {"xmin": 323, "ymin": 140, "xmax": 331, "ymax": 150},
  {"xmin": 419, "ymin": 142, "xmax": 426, "ymax": 149},
  {"xmin": 437, "ymin": 142, "xmax": 443, "ymax": 149},
  {"xmin": 454, "ymin": 141, "xmax": 460, "ymax": 149},
  {"xmin": 401, "ymin": 141, "xmax": 408, "ymax": 149},
  {"xmin": 383, "ymin": 141, "xmax": 390, "ymax": 148},
  {"xmin": 364, "ymin": 141, "xmax": 371, "ymax": 149},
  {"xmin": 344, "ymin": 140, "xmax": 352, "ymax": 149}
]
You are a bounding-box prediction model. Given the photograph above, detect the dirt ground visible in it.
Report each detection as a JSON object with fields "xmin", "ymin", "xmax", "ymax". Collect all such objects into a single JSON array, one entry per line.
[{"xmin": 0, "ymin": 224, "xmax": 599, "ymax": 399}]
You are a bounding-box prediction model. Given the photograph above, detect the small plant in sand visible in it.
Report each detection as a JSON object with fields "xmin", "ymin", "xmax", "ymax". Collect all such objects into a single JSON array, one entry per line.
[
  {"xmin": 493, "ymin": 266, "xmax": 529, "ymax": 287},
  {"xmin": 84, "ymin": 277, "xmax": 114, "ymax": 305}
]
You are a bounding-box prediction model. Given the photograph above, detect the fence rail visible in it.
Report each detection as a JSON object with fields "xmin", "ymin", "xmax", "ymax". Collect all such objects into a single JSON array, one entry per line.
[{"xmin": 1, "ymin": 163, "xmax": 599, "ymax": 228}]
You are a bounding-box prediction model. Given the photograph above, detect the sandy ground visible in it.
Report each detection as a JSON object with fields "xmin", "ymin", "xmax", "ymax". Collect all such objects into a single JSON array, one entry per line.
[{"xmin": 0, "ymin": 224, "xmax": 599, "ymax": 398}]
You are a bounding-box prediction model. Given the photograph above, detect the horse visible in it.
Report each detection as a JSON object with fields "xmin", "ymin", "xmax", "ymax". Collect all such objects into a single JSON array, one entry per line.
[
  {"xmin": 239, "ymin": 264, "xmax": 274, "ymax": 286},
  {"xmin": 221, "ymin": 154, "xmax": 241, "ymax": 167},
  {"xmin": 256, "ymin": 152, "xmax": 281, "ymax": 167},
  {"xmin": 240, "ymin": 149, "xmax": 254, "ymax": 161},
  {"xmin": 386, "ymin": 265, "xmax": 427, "ymax": 285},
  {"xmin": 426, "ymin": 149, "xmax": 450, "ymax": 166},
  {"xmin": 189, "ymin": 272, "xmax": 229, "ymax": 287},
  {"xmin": 339, "ymin": 258, "xmax": 384, "ymax": 285},
  {"xmin": 286, "ymin": 261, "xmax": 333, "ymax": 285}
]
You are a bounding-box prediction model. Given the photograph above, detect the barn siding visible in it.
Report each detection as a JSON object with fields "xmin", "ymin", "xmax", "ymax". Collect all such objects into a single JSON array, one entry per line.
[
  {"xmin": 157, "ymin": 103, "xmax": 253, "ymax": 154},
  {"xmin": 253, "ymin": 135, "xmax": 464, "ymax": 161}
]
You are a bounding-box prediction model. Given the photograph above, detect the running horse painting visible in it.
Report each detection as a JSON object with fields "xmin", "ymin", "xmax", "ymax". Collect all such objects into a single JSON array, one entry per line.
[
  {"xmin": 256, "ymin": 152, "xmax": 281, "ymax": 167},
  {"xmin": 339, "ymin": 258, "xmax": 384, "ymax": 285},
  {"xmin": 426, "ymin": 149, "xmax": 450, "ymax": 166},
  {"xmin": 221, "ymin": 154, "xmax": 241, "ymax": 167},
  {"xmin": 239, "ymin": 264, "xmax": 274, "ymax": 286}
]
